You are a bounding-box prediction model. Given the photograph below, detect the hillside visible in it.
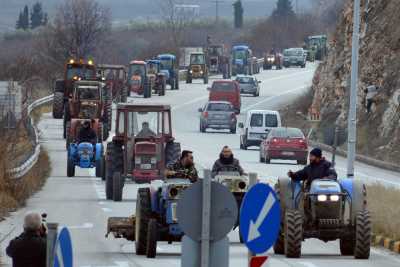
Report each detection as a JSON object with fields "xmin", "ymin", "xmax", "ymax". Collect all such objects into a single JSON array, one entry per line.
[{"xmin": 311, "ymin": 0, "xmax": 400, "ymax": 164}]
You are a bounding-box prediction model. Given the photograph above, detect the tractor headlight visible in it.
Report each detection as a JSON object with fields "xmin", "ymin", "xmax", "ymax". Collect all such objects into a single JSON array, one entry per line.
[
  {"xmin": 169, "ymin": 187, "xmax": 178, "ymax": 198},
  {"xmin": 189, "ymin": 70, "xmax": 193, "ymax": 74},
  {"xmin": 317, "ymin": 195, "xmax": 327, "ymax": 202},
  {"xmin": 238, "ymin": 180, "xmax": 247, "ymax": 190},
  {"xmin": 200, "ymin": 71, "xmax": 204, "ymax": 74},
  {"xmin": 150, "ymin": 157, "xmax": 157, "ymax": 164},
  {"xmin": 69, "ymin": 59, "xmax": 75, "ymax": 64},
  {"xmin": 330, "ymin": 195, "xmax": 340, "ymax": 202},
  {"xmin": 135, "ymin": 158, "xmax": 141, "ymax": 164}
]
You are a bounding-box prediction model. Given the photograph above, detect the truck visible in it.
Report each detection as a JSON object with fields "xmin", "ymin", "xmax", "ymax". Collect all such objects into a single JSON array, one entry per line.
[{"xmin": 305, "ymin": 35, "xmax": 327, "ymax": 61}]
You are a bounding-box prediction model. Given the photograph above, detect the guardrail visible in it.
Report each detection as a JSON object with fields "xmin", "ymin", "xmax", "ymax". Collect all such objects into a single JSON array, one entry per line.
[{"xmin": 7, "ymin": 94, "xmax": 54, "ymax": 179}]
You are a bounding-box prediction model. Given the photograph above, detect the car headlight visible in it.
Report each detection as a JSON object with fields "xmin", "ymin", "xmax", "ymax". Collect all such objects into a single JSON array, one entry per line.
[
  {"xmin": 135, "ymin": 158, "xmax": 141, "ymax": 164},
  {"xmin": 317, "ymin": 195, "xmax": 327, "ymax": 202},
  {"xmin": 330, "ymin": 195, "xmax": 340, "ymax": 201}
]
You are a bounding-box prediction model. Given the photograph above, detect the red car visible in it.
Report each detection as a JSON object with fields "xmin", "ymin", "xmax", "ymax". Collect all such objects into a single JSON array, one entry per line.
[
  {"xmin": 208, "ymin": 80, "xmax": 241, "ymax": 114},
  {"xmin": 259, "ymin": 127, "xmax": 308, "ymax": 165}
]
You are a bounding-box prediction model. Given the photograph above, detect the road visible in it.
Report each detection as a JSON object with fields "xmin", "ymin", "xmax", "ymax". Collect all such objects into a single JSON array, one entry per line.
[{"xmin": 1, "ymin": 62, "xmax": 400, "ymax": 267}]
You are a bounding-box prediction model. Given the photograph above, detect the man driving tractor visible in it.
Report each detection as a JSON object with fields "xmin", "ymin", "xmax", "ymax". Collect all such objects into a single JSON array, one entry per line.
[
  {"xmin": 211, "ymin": 146, "xmax": 245, "ymax": 178},
  {"xmin": 136, "ymin": 122, "xmax": 156, "ymax": 138},
  {"xmin": 288, "ymin": 148, "xmax": 337, "ymax": 189},
  {"xmin": 78, "ymin": 120, "xmax": 97, "ymax": 144},
  {"xmin": 165, "ymin": 150, "xmax": 198, "ymax": 182}
]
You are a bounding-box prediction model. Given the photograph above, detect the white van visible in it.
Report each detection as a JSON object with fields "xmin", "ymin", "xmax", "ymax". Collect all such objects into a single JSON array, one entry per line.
[{"xmin": 238, "ymin": 110, "xmax": 282, "ymax": 149}]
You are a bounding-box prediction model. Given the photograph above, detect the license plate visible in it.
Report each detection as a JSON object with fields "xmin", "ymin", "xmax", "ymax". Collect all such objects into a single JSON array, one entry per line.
[
  {"xmin": 140, "ymin": 164, "xmax": 152, "ymax": 170},
  {"xmin": 282, "ymin": 151, "xmax": 295, "ymax": 156},
  {"xmin": 214, "ymin": 115, "xmax": 224, "ymax": 119}
]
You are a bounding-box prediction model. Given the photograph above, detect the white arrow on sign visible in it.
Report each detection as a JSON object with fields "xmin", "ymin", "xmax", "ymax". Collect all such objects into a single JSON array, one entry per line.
[{"xmin": 247, "ymin": 193, "xmax": 276, "ymax": 242}]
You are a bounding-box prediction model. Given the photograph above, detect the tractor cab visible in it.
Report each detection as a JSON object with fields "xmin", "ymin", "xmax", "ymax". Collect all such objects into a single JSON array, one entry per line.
[
  {"xmin": 232, "ymin": 45, "xmax": 252, "ymax": 75},
  {"xmin": 146, "ymin": 60, "xmax": 161, "ymax": 75},
  {"xmin": 157, "ymin": 54, "xmax": 179, "ymax": 90},
  {"xmin": 97, "ymin": 64, "xmax": 126, "ymax": 101},
  {"xmin": 127, "ymin": 60, "xmax": 147, "ymax": 95},
  {"xmin": 71, "ymin": 81, "xmax": 103, "ymax": 119}
]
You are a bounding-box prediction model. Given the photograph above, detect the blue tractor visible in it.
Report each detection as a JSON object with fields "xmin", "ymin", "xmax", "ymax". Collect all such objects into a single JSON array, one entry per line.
[
  {"xmin": 67, "ymin": 142, "xmax": 104, "ymax": 178},
  {"xmin": 274, "ymin": 177, "xmax": 371, "ymax": 259},
  {"xmin": 231, "ymin": 45, "xmax": 253, "ymax": 76},
  {"xmin": 157, "ymin": 54, "xmax": 179, "ymax": 90}
]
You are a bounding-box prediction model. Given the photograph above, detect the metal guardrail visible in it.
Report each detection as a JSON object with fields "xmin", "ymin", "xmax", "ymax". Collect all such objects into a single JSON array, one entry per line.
[{"xmin": 7, "ymin": 94, "xmax": 54, "ymax": 179}]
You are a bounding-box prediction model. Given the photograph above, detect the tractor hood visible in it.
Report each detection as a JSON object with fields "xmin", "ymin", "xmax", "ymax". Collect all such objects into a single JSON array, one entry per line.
[
  {"xmin": 235, "ymin": 59, "xmax": 244, "ymax": 65},
  {"xmin": 309, "ymin": 179, "xmax": 341, "ymax": 194},
  {"xmin": 160, "ymin": 69, "xmax": 170, "ymax": 79}
]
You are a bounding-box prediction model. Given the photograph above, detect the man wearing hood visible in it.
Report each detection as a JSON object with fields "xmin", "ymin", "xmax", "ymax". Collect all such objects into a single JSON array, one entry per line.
[
  {"xmin": 288, "ymin": 148, "xmax": 337, "ymax": 189},
  {"xmin": 212, "ymin": 146, "xmax": 245, "ymax": 178}
]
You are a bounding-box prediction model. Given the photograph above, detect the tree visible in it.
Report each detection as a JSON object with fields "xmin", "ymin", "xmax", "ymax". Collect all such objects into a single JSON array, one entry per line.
[
  {"xmin": 31, "ymin": 2, "xmax": 46, "ymax": 29},
  {"xmin": 272, "ymin": 0, "xmax": 295, "ymax": 19},
  {"xmin": 233, "ymin": 0, "xmax": 244, "ymax": 29},
  {"xmin": 16, "ymin": 5, "xmax": 30, "ymax": 30}
]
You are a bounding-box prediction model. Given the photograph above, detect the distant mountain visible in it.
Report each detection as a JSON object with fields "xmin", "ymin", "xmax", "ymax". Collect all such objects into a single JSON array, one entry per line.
[{"xmin": 0, "ymin": 0, "xmax": 313, "ymax": 32}]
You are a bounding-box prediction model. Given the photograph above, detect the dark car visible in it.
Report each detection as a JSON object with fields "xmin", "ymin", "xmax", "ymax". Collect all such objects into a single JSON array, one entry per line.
[
  {"xmin": 259, "ymin": 127, "xmax": 308, "ymax": 164},
  {"xmin": 235, "ymin": 75, "xmax": 260, "ymax": 97},
  {"xmin": 198, "ymin": 101, "xmax": 237, "ymax": 133}
]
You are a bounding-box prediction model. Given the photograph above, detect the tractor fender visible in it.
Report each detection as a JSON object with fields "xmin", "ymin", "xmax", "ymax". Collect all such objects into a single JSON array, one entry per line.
[
  {"xmin": 68, "ymin": 143, "xmax": 78, "ymax": 159},
  {"xmin": 340, "ymin": 179, "xmax": 367, "ymax": 224},
  {"xmin": 276, "ymin": 177, "xmax": 303, "ymax": 212},
  {"xmin": 149, "ymin": 185, "xmax": 161, "ymax": 213},
  {"xmin": 95, "ymin": 143, "xmax": 103, "ymax": 161}
]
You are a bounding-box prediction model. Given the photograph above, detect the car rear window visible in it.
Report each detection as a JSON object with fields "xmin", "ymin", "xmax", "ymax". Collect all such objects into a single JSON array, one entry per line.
[
  {"xmin": 211, "ymin": 82, "xmax": 235, "ymax": 91},
  {"xmin": 265, "ymin": 114, "xmax": 278, "ymax": 127},
  {"xmin": 236, "ymin": 77, "xmax": 254, "ymax": 84},
  {"xmin": 250, "ymin": 114, "xmax": 263, "ymax": 127},
  {"xmin": 270, "ymin": 128, "xmax": 304, "ymax": 138},
  {"xmin": 207, "ymin": 103, "xmax": 232, "ymax": 111}
]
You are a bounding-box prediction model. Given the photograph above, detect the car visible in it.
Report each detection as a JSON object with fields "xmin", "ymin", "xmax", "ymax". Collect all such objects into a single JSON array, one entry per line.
[
  {"xmin": 259, "ymin": 127, "xmax": 308, "ymax": 164},
  {"xmin": 239, "ymin": 110, "xmax": 281, "ymax": 149},
  {"xmin": 235, "ymin": 75, "xmax": 261, "ymax": 97},
  {"xmin": 198, "ymin": 101, "xmax": 237, "ymax": 133},
  {"xmin": 283, "ymin": 48, "xmax": 307, "ymax": 68},
  {"xmin": 208, "ymin": 80, "xmax": 241, "ymax": 113}
]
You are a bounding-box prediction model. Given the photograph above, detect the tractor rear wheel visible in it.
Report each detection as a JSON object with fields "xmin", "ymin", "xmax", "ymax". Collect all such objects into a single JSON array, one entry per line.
[
  {"xmin": 165, "ymin": 142, "xmax": 181, "ymax": 167},
  {"xmin": 354, "ymin": 210, "xmax": 371, "ymax": 259},
  {"xmin": 284, "ymin": 210, "xmax": 302, "ymax": 258},
  {"xmin": 340, "ymin": 238, "xmax": 355, "ymax": 256},
  {"xmin": 63, "ymin": 105, "xmax": 70, "ymax": 139},
  {"xmin": 105, "ymin": 142, "xmax": 123, "ymax": 200},
  {"xmin": 135, "ymin": 188, "xmax": 151, "ymax": 255},
  {"xmin": 53, "ymin": 92, "xmax": 64, "ymax": 119},
  {"xmin": 100, "ymin": 155, "xmax": 106, "ymax": 181},
  {"xmin": 65, "ymin": 122, "xmax": 71, "ymax": 150},
  {"xmin": 146, "ymin": 218, "xmax": 158, "ymax": 258},
  {"xmin": 112, "ymin": 172, "xmax": 124, "ymax": 202},
  {"xmin": 95, "ymin": 155, "xmax": 104, "ymax": 178},
  {"xmin": 175, "ymin": 77, "xmax": 179, "ymax": 90},
  {"xmin": 273, "ymin": 223, "xmax": 285, "ymax": 255},
  {"xmin": 102, "ymin": 122, "xmax": 109, "ymax": 141}
]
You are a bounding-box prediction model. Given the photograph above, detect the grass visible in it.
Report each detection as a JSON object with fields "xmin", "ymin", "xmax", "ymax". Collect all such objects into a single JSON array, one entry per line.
[{"xmin": 367, "ymin": 183, "xmax": 400, "ymax": 241}]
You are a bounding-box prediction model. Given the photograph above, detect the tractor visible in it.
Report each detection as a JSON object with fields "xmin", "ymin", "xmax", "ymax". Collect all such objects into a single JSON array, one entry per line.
[
  {"xmin": 214, "ymin": 171, "xmax": 249, "ymax": 243},
  {"xmin": 273, "ymin": 177, "xmax": 371, "ymax": 259},
  {"xmin": 104, "ymin": 103, "xmax": 181, "ymax": 201},
  {"xmin": 67, "ymin": 140, "xmax": 104, "ymax": 178},
  {"xmin": 64, "ymin": 81, "xmax": 108, "ymax": 148},
  {"xmin": 52, "ymin": 59, "xmax": 97, "ymax": 119},
  {"xmin": 146, "ymin": 59, "xmax": 167, "ymax": 96},
  {"xmin": 186, "ymin": 52, "xmax": 209, "ymax": 84},
  {"xmin": 263, "ymin": 53, "xmax": 283, "ymax": 70},
  {"xmin": 206, "ymin": 44, "xmax": 231, "ymax": 78},
  {"xmin": 231, "ymin": 45, "xmax": 255, "ymax": 76},
  {"xmin": 106, "ymin": 178, "xmax": 192, "ymax": 258},
  {"xmin": 97, "ymin": 64, "xmax": 127, "ymax": 103},
  {"xmin": 157, "ymin": 54, "xmax": 180, "ymax": 90},
  {"xmin": 305, "ymin": 35, "xmax": 327, "ymax": 61},
  {"xmin": 126, "ymin": 60, "xmax": 152, "ymax": 98}
]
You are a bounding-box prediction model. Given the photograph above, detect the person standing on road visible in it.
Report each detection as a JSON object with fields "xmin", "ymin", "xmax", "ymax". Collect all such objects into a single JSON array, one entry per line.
[
  {"xmin": 211, "ymin": 146, "xmax": 245, "ymax": 178},
  {"xmin": 165, "ymin": 150, "xmax": 199, "ymax": 182},
  {"xmin": 288, "ymin": 148, "xmax": 337, "ymax": 189},
  {"xmin": 6, "ymin": 212, "xmax": 46, "ymax": 267}
]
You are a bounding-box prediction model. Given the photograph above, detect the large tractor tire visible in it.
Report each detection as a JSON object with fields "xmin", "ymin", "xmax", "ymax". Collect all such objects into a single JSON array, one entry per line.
[
  {"xmin": 53, "ymin": 92, "xmax": 64, "ymax": 119},
  {"xmin": 105, "ymin": 142, "xmax": 123, "ymax": 200},
  {"xmin": 95, "ymin": 155, "xmax": 104, "ymax": 178},
  {"xmin": 340, "ymin": 237, "xmax": 355, "ymax": 256},
  {"xmin": 65, "ymin": 122, "xmax": 72, "ymax": 150},
  {"xmin": 67, "ymin": 152, "xmax": 75, "ymax": 177},
  {"xmin": 165, "ymin": 142, "xmax": 181, "ymax": 166},
  {"xmin": 284, "ymin": 210, "xmax": 303, "ymax": 258},
  {"xmin": 135, "ymin": 188, "xmax": 151, "ymax": 255},
  {"xmin": 63, "ymin": 105, "xmax": 70, "ymax": 139},
  {"xmin": 112, "ymin": 172, "xmax": 124, "ymax": 202},
  {"xmin": 273, "ymin": 223, "xmax": 285, "ymax": 255},
  {"xmin": 354, "ymin": 210, "xmax": 371, "ymax": 259},
  {"xmin": 146, "ymin": 218, "xmax": 158, "ymax": 258}
]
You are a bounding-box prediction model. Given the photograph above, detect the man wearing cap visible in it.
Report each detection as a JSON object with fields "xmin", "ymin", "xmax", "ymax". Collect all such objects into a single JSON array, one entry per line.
[
  {"xmin": 77, "ymin": 120, "xmax": 97, "ymax": 144},
  {"xmin": 288, "ymin": 148, "xmax": 337, "ymax": 189},
  {"xmin": 6, "ymin": 212, "xmax": 46, "ymax": 267}
]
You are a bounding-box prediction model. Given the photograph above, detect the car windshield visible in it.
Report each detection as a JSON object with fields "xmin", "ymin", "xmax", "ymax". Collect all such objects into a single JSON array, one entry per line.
[
  {"xmin": 190, "ymin": 54, "xmax": 205, "ymax": 64},
  {"xmin": 207, "ymin": 103, "xmax": 233, "ymax": 111},
  {"xmin": 211, "ymin": 82, "xmax": 235, "ymax": 92},
  {"xmin": 66, "ymin": 65, "xmax": 95, "ymax": 79},
  {"xmin": 159, "ymin": 59, "xmax": 172, "ymax": 69},
  {"xmin": 270, "ymin": 128, "xmax": 304, "ymax": 138},
  {"xmin": 236, "ymin": 77, "xmax": 254, "ymax": 84},
  {"xmin": 78, "ymin": 86, "xmax": 99, "ymax": 100}
]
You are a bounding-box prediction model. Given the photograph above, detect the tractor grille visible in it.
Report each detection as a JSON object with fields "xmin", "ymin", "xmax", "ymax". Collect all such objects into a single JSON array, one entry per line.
[
  {"xmin": 79, "ymin": 104, "xmax": 98, "ymax": 119},
  {"xmin": 319, "ymin": 219, "xmax": 340, "ymax": 228},
  {"xmin": 191, "ymin": 65, "xmax": 201, "ymax": 73}
]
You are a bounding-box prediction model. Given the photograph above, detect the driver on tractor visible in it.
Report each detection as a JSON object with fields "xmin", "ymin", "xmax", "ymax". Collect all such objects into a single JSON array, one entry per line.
[
  {"xmin": 78, "ymin": 120, "xmax": 97, "ymax": 145},
  {"xmin": 136, "ymin": 122, "xmax": 156, "ymax": 138},
  {"xmin": 211, "ymin": 146, "xmax": 245, "ymax": 178},
  {"xmin": 165, "ymin": 150, "xmax": 198, "ymax": 183},
  {"xmin": 288, "ymin": 148, "xmax": 337, "ymax": 190}
]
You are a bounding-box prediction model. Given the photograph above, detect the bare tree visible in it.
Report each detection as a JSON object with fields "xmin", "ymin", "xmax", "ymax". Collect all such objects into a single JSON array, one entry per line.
[{"xmin": 52, "ymin": 0, "xmax": 111, "ymax": 59}]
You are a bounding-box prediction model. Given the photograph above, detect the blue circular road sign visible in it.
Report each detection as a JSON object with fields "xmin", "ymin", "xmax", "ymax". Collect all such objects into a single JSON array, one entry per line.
[
  {"xmin": 239, "ymin": 183, "xmax": 281, "ymax": 254},
  {"xmin": 54, "ymin": 227, "xmax": 73, "ymax": 267}
]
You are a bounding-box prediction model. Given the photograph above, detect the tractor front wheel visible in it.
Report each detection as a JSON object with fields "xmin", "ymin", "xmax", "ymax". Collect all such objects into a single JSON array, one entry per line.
[
  {"xmin": 52, "ymin": 92, "xmax": 64, "ymax": 119},
  {"xmin": 105, "ymin": 142, "xmax": 123, "ymax": 200},
  {"xmin": 340, "ymin": 238, "xmax": 355, "ymax": 256},
  {"xmin": 284, "ymin": 210, "xmax": 303, "ymax": 258},
  {"xmin": 67, "ymin": 156, "xmax": 75, "ymax": 177},
  {"xmin": 146, "ymin": 218, "xmax": 158, "ymax": 258},
  {"xmin": 135, "ymin": 188, "xmax": 151, "ymax": 255},
  {"xmin": 354, "ymin": 210, "xmax": 371, "ymax": 259},
  {"xmin": 112, "ymin": 172, "xmax": 124, "ymax": 202}
]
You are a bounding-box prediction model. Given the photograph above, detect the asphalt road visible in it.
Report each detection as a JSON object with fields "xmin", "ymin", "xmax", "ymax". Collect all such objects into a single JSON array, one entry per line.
[{"xmin": 1, "ymin": 62, "xmax": 400, "ymax": 267}]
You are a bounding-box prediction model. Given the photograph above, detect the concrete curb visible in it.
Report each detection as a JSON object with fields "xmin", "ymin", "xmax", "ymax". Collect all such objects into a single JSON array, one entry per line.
[{"xmin": 372, "ymin": 234, "xmax": 400, "ymax": 254}]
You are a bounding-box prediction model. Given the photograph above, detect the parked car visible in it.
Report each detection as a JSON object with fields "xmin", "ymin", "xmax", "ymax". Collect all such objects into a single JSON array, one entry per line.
[
  {"xmin": 198, "ymin": 101, "xmax": 237, "ymax": 133},
  {"xmin": 208, "ymin": 80, "xmax": 241, "ymax": 114},
  {"xmin": 259, "ymin": 127, "xmax": 308, "ymax": 164},
  {"xmin": 235, "ymin": 75, "xmax": 260, "ymax": 97},
  {"xmin": 283, "ymin": 48, "xmax": 306, "ymax": 68},
  {"xmin": 239, "ymin": 110, "xmax": 281, "ymax": 149}
]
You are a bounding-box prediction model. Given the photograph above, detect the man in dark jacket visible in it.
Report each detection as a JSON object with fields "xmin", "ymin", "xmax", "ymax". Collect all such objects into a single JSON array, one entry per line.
[
  {"xmin": 212, "ymin": 146, "xmax": 245, "ymax": 178},
  {"xmin": 288, "ymin": 148, "xmax": 337, "ymax": 189},
  {"xmin": 6, "ymin": 212, "xmax": 46, "ymax": 267},
  {"xmin": 166, "ymin": 150, "xmax": 199, "ymax": 182},
  {"xmin": 78, "ymin": 120, "xmax": 97, "ymax": 144}
]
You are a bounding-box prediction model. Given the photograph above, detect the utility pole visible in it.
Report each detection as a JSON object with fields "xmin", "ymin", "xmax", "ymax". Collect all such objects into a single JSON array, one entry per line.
[
  {"xmin": 212, "ymin": 0, "xmax": 224, "ymax": 24},
  {"xmin": 347, "ymin": 0, "xmax": 361, "ymax": 178}
]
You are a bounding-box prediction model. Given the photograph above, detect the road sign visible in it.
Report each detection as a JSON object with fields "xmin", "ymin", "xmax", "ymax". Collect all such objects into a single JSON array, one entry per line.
[
  {"xmin": 250, "ymin": 256, "xmax": 268, "ymax": 267},
  {"xmin": 239, "ymin": 183, "xmax": 280, "ymax": 254},
  {"xmin": 54, "ymin": 227, "xmax": 73, "ymax": 267},
  {"xmin": 177, "ymin": 180, "xmax": 238, "ymax": 242}
]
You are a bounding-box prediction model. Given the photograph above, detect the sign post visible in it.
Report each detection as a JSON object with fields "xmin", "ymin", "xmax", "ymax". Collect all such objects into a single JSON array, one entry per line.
[
  {"xmin": 46, "ymin": 223, "xmax": 58, "ymax": 267},
  {"xmin": 201, "ymin": 169, "xmax": 211, "ymax": 267}
]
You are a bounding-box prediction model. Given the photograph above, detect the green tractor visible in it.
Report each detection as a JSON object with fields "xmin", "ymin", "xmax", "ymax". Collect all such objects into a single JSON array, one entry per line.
[{"xmin": 305, "ymin": 35, "xmax": 327, "ymax": 61}]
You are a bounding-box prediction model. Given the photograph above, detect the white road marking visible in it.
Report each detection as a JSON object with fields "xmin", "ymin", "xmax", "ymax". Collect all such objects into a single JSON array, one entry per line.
[
  {"xmin": 299, "ymin": 262, "xmax": 319, "ymax": 267},
  {"xmin": 102, "ymin": 207, "xmax": 112, "ymax": 213},
  {"xmin": 68, "ymin": 222, "xmax": 94, "ymax": 229}
]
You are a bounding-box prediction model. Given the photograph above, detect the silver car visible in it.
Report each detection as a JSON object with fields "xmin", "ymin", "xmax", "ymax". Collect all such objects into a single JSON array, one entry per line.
[
  {"xmin": 235, "ymin": 75, "xmax": 260, "ymax": 97},
  {"xmin": 198, "ymin": 101, "xmax": 237, "ymax": 133}
]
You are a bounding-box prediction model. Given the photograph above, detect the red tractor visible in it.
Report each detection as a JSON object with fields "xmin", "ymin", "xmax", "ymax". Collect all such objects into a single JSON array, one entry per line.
[
  {"xmin": 105, "ymin": 104, "xmax": 181, "ymax": 201},
  {"xmin": 126, "ymin": 60, "xmax": 152, "ymax": 98},
  {"xmin": 64, "ymin": 80, "xmax": 108, "ymax": 149},
  {"xmin": 52, "ymin": 59, "xmax": 97, "ymax": 119}
]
